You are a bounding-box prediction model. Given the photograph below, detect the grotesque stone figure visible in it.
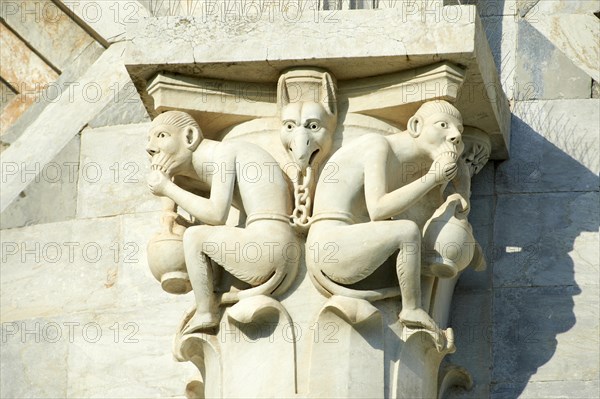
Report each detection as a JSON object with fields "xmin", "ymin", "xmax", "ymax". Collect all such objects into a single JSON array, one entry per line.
[
  {"xmin": 278, "ymin": 68, "xmax": 338, "ymax": 228},
  {"xmin": 146, "ymin": 111, "xmax": 298, "ymax": 333},
  {"xmin": 306, "ymin": 100, "xmax": 466, "ymax": 333}
]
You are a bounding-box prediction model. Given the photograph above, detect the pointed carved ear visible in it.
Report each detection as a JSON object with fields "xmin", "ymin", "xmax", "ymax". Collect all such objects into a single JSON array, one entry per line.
[
  {"xmin": 321, "ymin": 72, "xmax": 337, "ymax": 116},
  {"xmin": 407, "ymin": 115, "xmax": 423, "ymax": 137},
  {"xmin": 277, "ymin": 74, "xmax": 290, "ymax": 109},
  {"xmin": 185, "ymin": 126, "xmax": 202, "ymax": 151}
]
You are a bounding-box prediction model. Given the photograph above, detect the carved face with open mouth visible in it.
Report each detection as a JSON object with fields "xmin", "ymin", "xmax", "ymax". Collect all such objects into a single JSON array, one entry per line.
[
  {"xmin": 280, "ymin": 101, "xmax": 337, "ymax": 174},
  {"xmin": 407, "ymin": 102, "xmax": 465, "ymax": 161},
  {"xmin": 278, "ymin": 70, "xmax": 338, "ymax": 176}
]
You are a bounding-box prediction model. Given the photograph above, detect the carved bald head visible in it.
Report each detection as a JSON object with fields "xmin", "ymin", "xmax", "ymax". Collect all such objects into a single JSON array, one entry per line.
[
  {"xmin": 146, "ymin": 111, "xmax": 203, "ymax": 176},
  {"xmin": 407, "ymin": 100, "xmax": 464, "ymax": 158}
]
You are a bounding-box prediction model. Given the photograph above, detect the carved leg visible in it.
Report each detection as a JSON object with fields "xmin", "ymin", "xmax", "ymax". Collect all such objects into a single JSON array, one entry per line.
[
  {"xmin": 183, "ymin": 226, "xmax": 219, "ymax": 334},
  {"xmin": 395, "ymin": 222, "xmax": 439, "ymax": 332}
]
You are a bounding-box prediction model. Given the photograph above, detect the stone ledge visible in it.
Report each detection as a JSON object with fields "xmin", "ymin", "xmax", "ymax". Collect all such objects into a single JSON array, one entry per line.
[{"xmin": 125, "ymin": 5, "xmax": 510, "ymax": 159}]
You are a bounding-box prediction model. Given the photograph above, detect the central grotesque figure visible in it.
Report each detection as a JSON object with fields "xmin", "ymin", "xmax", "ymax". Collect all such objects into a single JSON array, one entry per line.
[{"xmin": 277, "ymin": 68, "xmax": 338, "ymax": 227}]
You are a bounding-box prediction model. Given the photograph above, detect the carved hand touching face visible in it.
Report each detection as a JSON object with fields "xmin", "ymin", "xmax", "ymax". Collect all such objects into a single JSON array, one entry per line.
[
  {"xmin": 430, "ymin": 151, "xmax": 459, "ymax": 183},
  {"xmin": 407, "ymin": 107, "xmax": 465, "ymax": 161},
  {"xmin": 146, "ymin": 121, "xmax": 201, "ymax": 177},
  {"xmin": 147, "ymin": 169, "xmax": 172, "ymax": 197}
]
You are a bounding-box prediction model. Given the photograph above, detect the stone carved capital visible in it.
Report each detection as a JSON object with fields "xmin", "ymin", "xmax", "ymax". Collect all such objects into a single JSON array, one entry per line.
[{"xmin": 143, "ymin": 65, "xmax": 497, "ymax": 398}]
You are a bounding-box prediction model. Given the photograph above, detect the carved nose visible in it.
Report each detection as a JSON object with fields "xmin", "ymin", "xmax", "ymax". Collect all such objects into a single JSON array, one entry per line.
[
  {"xmin": 447, "ymin": 132, "xmax": 461, "ymax": 145},
  {"xmin": 146, "ymin": 147, "xmax": 158, "ymax": 156},
  {"xmin": 290, "ymin": 130, "xmax": 317, "ymax": 171}
]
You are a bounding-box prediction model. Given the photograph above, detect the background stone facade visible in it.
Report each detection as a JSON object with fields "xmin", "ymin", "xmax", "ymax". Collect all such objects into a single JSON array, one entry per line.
[{"xmin": 1, "ymin": 1, "xmax": 598, "ymax": 397}]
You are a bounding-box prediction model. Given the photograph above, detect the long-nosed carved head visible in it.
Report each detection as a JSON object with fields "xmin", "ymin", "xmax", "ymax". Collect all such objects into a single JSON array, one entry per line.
[{"xmin": 278, "ymin": 70, "xmax": 337, "ymax": 174}]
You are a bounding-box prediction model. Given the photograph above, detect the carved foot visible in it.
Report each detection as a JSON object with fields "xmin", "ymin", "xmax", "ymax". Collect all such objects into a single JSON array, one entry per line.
[
  {"xmin": 399, "ymin": 308, "xmax": 438, "ymax": 332},
  {"xmin": 401, "ymin": 325, "xmax": 455, "ymax": 353},
  {"xmin": 182, "ymin": 312, "xmax": 219, "ymax": 335}
]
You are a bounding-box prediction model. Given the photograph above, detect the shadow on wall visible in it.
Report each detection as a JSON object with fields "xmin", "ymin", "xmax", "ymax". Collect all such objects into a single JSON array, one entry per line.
[{"xmin": 490, "ymin": 99, "xmax": 598, "ymax": 397}]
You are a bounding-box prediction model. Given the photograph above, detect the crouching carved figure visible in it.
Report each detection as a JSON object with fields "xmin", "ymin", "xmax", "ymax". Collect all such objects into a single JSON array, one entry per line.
[
  {"xmin": 145, "ymin": 111, "xmax": 298, "ymax": 334},
  {"xmin": 306, "ymin": 100, "xmax": 468, "ymax": 334}
]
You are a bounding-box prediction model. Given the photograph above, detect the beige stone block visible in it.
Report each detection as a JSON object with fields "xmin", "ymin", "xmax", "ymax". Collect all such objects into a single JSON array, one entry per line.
[
  {"xmin": 2, "ymin": 41, "xmax": 105, "ymax": 144},
  {"xmin": 0, "ymin": 135, "xmax": 80, "ymax": 229},
  {"xmin": 0, "ymin": 22, "xmax": 58, "ymax": 92},
  {"xmin": 0, "ymin": 43, "xmax": 131, "ymax": 212},
  {"xmin": 526, "ymin": 13, "xmax": 599, "ymax": 82},
  {"xmin": 1, "ymin": 317, "xmax": 69, "ymax": 398},
  {"xmin": 1, "ymin": 0, "xmax": 96, "ymax": 71},
  {"xmin": 0, "ymin": 80, "xmax": 16, "ymax": 112},
  {"xmin": 514, "ymin": 20, "xmax": 591, "ymax": 100},
  {"xmin": 0, "ymin": 217, "xmax": 121, "ymax": 322},
  {"xmin": 65, "ymin": 306, "xmax": 196, "ymax": 398},
  {"xmin": 497, "ymin": 99, "xmax": 599, "ymax": 193},
  {"xmin": 0, "ymin": 93, "xmax": 36, "ymax": 135},
  {"xmin": 126, "ymin": 6, "xmax": 511, "ymax": 158},
  {"xmin": 534, "ymin": 0, "xmax": 600, "ymax": 15},
  {"xmin": 77, "ymin": 123, "xmax": 162, "ymax": 219},
  {"xmin": 58, "ymin": 0, "xmax": 149, "ymax": 44}
]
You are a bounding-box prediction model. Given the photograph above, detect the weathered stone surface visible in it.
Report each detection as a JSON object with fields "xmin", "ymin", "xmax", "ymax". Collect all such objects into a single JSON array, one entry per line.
[
  {"xmin": 448, "ymin": 0, "xmax": 518, "ymax": 16},
  {"xmin": 0, "ymin": 93, "xmax": 36, "ymax": 136},
  {"xmin": 1, "ymin": 41, "xmax": 105, "ymax": 145},
  {"xmin": 88, "ymin": 83, "xmax": 150, "ymax": 128},
  {"xmin": 125, "ymin": 6, "xmax": 511, "ymax": 158},
  {"xmin": 0, "ymin": 22, "xmax": 59, "ymax": 92},
  {"xmin": 0, "ymin": 217, "xmax": 121, "ymax": 322},
  {"xmin": 534, "ymin": 0, "xmax": 600, "ymax": 15},
  {"xmin": 445, "ymin": 291, "xmax": 491, "ymax": 399},
  {"xmin": 59, "ymin": 0, "xmax": 149, "ymax": 44},
  {"xmin": 1, "ymin": 0, "xmax": 96, "ymax": 71},
  {"xmin": 0, "ymin": 43, "xmax": 131, "ymax": 212},
  {"xmin": 492, "ymin": 285, "xmax": 599, "ymax": 390},
  {"xmin": 0, "ymin": 22, "xmax": 59, "ymax": 134},
  {"xmin": 493, "ymin": 191, "xmax": 599, "ymax": 288},
  {"xmin": 470, "ymin": 162, "xmax": 495, "ymax": 196},
  {"xmin": 65, "ymin": 305, "xmax": 196, "ymax": 398},
  {"xmin": 515, "ymin": 20, "xmax": 591, "ymax": 100},
  {"xmin": 492, "ymin": 379, "xmax": 600, "ymax": 399},
  {"xmin": 77, "ymin": 123, "xmax": 161, "ymax": 219},
  {"xmin": 481, "ymin": 16, "xmax": 516, "ymax": 100},
  {"xmin": 0, "ymin": 307, "xmax": 195, "ymax": 398},
  {"xmin": 0, "ymin": 317, "xmax": 69, "ymax": 398},
  {"xmin": 0, "ymin": 80, "xmax": 16, "ymax": 112},
  {"xmin": 0, "ymin": 135, "xmax": 80, "ymax": 229},
  {"xmin": 526, "ymin": 13, "xmax": 599, "ymax": 82},
  {"xmin": 497, "ymin": 100, "xmax": 600, "ymax": 193}
]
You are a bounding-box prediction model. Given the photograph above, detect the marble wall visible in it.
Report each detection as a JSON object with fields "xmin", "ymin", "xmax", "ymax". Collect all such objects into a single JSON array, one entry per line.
[{"xmin": 1, "ymin": 1, "xmax": 598, "ymax": 398}]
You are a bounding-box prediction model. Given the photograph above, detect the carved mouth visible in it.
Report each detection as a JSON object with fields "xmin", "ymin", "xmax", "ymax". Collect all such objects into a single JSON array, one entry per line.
[
  {"xmin": 309, "ymin": 149, "xmax": 320, "ymax": 166},
  {"xmin": 151, "ymin": 153, "xmax": 175, "ymax": 173}
]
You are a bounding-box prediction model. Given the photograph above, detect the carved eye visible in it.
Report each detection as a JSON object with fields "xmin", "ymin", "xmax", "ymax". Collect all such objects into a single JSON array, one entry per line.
[
  {"xmin": 285, "ymin": 122, "xmax": 295, "ymax": 131},
  {"xmin": 157, "ymin": 132, "xmax": 167, "ymax": 138},
  {"xmin": 439, "ymin": 122, "xmax": 448, "ymax": 128},
  {"xmin": 308, "ymin": 121, "xmax": 320, "ymax": 131}
]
